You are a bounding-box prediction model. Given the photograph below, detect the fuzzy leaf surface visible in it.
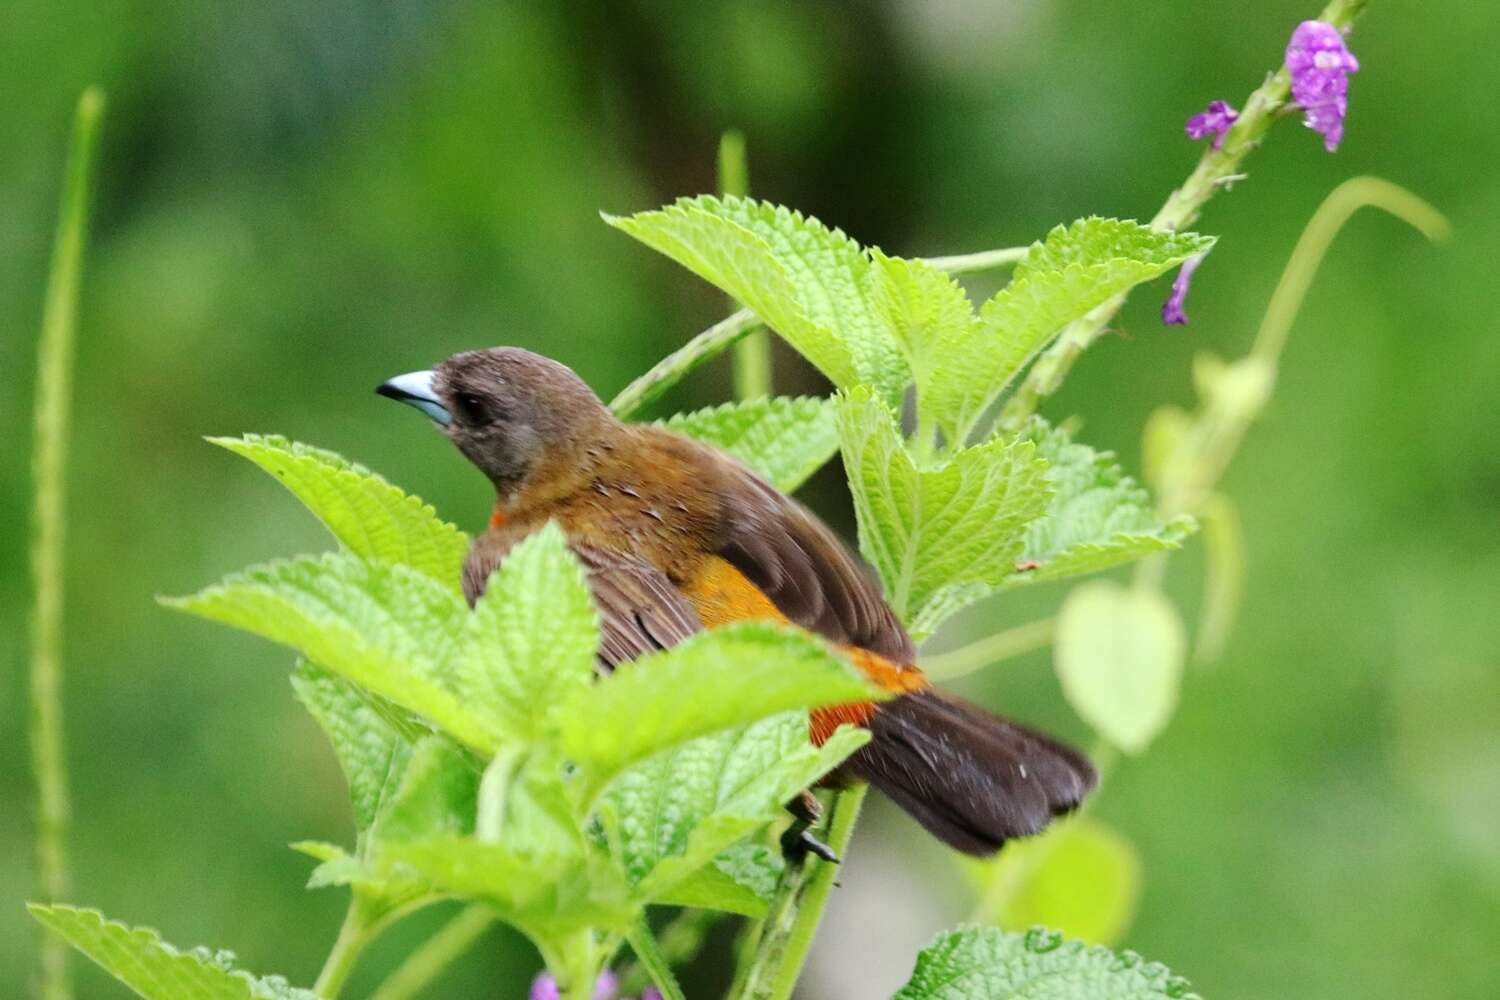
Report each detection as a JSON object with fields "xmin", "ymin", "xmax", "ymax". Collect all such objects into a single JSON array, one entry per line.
[
  {"xmin": 291, "ymin": 663, "xmax": 412, "ymax": 834},
  {"xmin": 653, "ymin": 839, "xmax": 786, "ymax": 916},
  {"xmin": 164, "ymin": 553, "xmax": 493, "ymax": 751},
  {"xmin": 891, "ymin": 925, "xmax": 1200, "ymax": 1000},
  {"xmin": 556, "ymin": 622, "xmax": 880, "ymax": 795},
  {"xmin": 869, "ymin": 251, "xmax": 980, "ymax": 448},
  {"xmin": 385, "ymin": 838, "xmax": 633, "ymax": 940},
  {"xmin": 837, "ymin": 388, "xmax": 1051, "ymax": 637},
  {"xmin": 1001, "ymin": 419, "xmax": 1194, "ymax": 590},
  {"xmin": 605, "ymin": 711, "xmax": 867, "ymax": 908},
  {"xmin": 293, "ymin": 736, "xmax": 478, "ymax": 911},
  {"xmin": 461, "ymin": 522, "xmax": 599, "ymax": 743},
  {"xmin": 946, "ymin": 219, "xmax": 1214, "ymax": 441},
  {"xmin": 27, "ymin": 905, "xmax": 317, "ymax": 1000},
  {"xmin": 368, "ymin": 736, "xmax": 478, "ymax": 845},
  {"xmin": 662, "ymin": 396, "xmax": 838, "ymax": 493},
  {"xmin": 606, "ymin": 195, "xmax": 908, "ymax": 402},
  {"xmin": 211, "ymin": 435, "xmax": 467, "ymax": 588}
]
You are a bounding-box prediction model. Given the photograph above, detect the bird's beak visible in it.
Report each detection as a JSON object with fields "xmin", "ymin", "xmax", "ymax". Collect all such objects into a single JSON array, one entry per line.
[{"xmin": 376, "ymin": 370, "xmax": 451, "ymax": 426}]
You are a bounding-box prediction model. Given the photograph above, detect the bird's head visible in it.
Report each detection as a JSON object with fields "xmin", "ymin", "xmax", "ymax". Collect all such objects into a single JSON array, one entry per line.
[{"xmin": 378, "ymin": 347, "xmax": 612, "ymax": 497}]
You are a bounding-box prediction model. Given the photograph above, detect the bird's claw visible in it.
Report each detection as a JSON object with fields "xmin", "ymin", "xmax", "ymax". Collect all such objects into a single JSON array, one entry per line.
[{"xmin": 781, "ymin": 825, "xmax": 840, "ymax": 865}]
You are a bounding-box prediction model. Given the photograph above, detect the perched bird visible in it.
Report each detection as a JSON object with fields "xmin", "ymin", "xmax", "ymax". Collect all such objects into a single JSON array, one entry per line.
[{"xmin": 378, "ymin": 347, "xmax": 1095, "ymax": 855}]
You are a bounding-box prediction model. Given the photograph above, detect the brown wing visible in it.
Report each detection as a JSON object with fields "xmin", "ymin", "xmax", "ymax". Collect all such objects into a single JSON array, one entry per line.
[
  {"xmin": 464, "ymin": 529, "xmax": 702, "ymax": 670},
  {"xmin": 712, "ymin": 462, "xmax": 917, "ymax": 664}
]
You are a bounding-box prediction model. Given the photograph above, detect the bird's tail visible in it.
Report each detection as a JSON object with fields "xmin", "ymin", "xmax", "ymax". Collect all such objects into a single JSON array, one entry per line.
[{"xmin": 846, "ymin": 689, "xmax": 1097, "ymax": 855}]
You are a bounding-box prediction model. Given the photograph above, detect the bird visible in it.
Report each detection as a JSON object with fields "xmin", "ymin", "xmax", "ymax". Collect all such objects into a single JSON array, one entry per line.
[{"xmin": 378, "ymin": 347, "xmax": 1095, "ymax": 856}]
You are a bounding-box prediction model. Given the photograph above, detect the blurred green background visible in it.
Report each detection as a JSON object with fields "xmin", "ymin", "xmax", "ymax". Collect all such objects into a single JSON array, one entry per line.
[{"xmin": 4, "ymin": 2, "xmax": 1496, "ymax": 997}]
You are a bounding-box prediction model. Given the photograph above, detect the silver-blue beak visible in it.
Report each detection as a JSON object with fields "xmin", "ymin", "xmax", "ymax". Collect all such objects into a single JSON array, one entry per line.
[{"xmin": 376, "ymin": 370, "xmax": 451, "ymax": 426}]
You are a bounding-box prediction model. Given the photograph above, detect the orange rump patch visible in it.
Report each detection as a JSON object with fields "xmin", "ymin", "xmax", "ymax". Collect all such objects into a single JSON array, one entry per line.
[{"xmin": 678, "ymin": 556, "xmax": 928, "ymax": 746}]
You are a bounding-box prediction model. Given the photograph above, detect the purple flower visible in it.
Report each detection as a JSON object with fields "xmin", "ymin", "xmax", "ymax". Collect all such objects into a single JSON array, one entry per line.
[
  {"xmin": 1185, "ymin": 100, "xmax": 1239, "ymax": 149},
  {"xmin": 528, "ymin": 971, "xmax": 623, "ymax": 1000},
  {"xmin": 1161, "ymin": 254, "xmax": 1205, "ymax": 326},
  {"xmin": 640, "ymin": 989, "xmax": 664, "ymax": 1000},
  {"xmin": 1285, "ymin": 20, "xmax": 1359, "ymax": 151}
]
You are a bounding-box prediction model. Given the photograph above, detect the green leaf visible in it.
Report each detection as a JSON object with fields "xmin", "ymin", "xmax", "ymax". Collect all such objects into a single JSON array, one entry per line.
[
  {"xmin": 289, "ymin": 845, "xmax": 381, "ymax": 893},
  {"xmin": 661, "ymin": 396, "xmax": 838, "ymax": 493},
  {"xmin": 605, "ymin": 195, "xmax": 908, "ymax": 403},
  {"xmin": 965, "ymin": 818, "xmax": 1143, "ymax": 946},
  {"xmin": 477, "ymin": 749, "xmax": 581, "ymax": 857},
  {"xmin": 211, "ymin": 435, "xmax": 467, "ymax": 589},
  {"xmin": 290, "ymin": 738, "xmax": 479, "ymax": 909},
  {"xmin": 868, "ymin": 251, "xmax": 979, "ymax": 448},
  {"xmin": 1055, "ymin": 581, "xmax": 1187, "ymax": 754},
  {"xmin": 605, "ymin": 711, "xmax": 867, "ymax": 909},
  {"xmin": 653, "ymin": 840, "xmax": 785, "ymax": 916},
  {"xmin": 891, "ymin": 925, "xmax": 1200, "ymax": 1000},
  {"xmin": 946, "ymin": 219, "xmax": 1214, "ymax": 442},
  {"xmin": 1010, "ymin": 218, "xmax": 1210, "ymax": 281},
  {"xmin": 291, "ymin": 663, "xmax": 411, "ymax": 834},
  {"xmin": 461, "ymin": 522, "xmax": 599, "ymax": 743},
  {"xmin": 1000, "ymin": 419, "xmax": 1194, "ymax": 590},
  {"xmin": 26, "ymin": 905, "xmax": 317, "ymax": 1000},
  {"xmin": 556, "ymin": 622, "xmax": 881, "ymax": 797},
  {"xmin": 383, "ymin": 837, "xmax": 634, "ymax": 940},
  {"xmin": 836, "ymin": 388, "xmax": 1052, "ymax": 637},
  {"xmin": 369, "ymin": 736, "xmax": 478, "ymax": 846},
  {"xmin": 385, "ymin": 837, "xmax": 580, "ymax": 913},
  {"xmin": 163, "ymin": 553, "xmax": 495, "ymax": 752}
]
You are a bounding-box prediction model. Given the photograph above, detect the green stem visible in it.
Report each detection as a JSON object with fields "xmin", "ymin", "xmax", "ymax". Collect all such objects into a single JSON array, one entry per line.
[
  {"xmin": 608, "ymin": 247, "xmax": 1028, "ymax": 419},
  {"xmin": 1132, "ymin": 551, "xmax": 1169, "ymax": 591},
  {"xmin": 719, "ymin": 130, "xmax": 774, "ymax": 402},
  {"xmin": 559, "ymin": 933, "xmax": 604, "ymax": 1000},
  {"xmin": 625, "ymin": 917, "xmax": 688, "ymax": 1000},
  {"xmin": 995, "ymin": 0, "xmax": 1371, "ymax": 432},
  {"xmin": 30, "ymin": 86, "xmax": 105, "ymax": 1000},
  {"xmin": 609, "ymin": 308, "xmax": 758, "ymax": 418},
  {"xmin": 1172, "ymin": 176, "xmax": 1445, "ymax": 515},
  {"xmin": 1250, "ymin": 175, "xmax": 1448, "ymax": 366},
  {"xmin": 369, "ymin": 905, "xmax": 496, "ymax": 1000},
  {"xmin": 920, "ymin": 245, "xmax": 1029, "ymax": 274},
  {"xmin": 620, "ymin": 908, "xmax": 722, "ymax": 996},
  {"xmin": 737, "ymin": 786, "xmax": 867, "ymax": 1000},
  {"xmin": 921, "ymin": 618, "xmax": 1056, "ymax": 681},
  {"xmin": 727, "ymin": 911, "xmax": 764, "ymax": 999},
  {"xmin": 314, "ymin": 896, "xmax": 383, "ymax": 998}
]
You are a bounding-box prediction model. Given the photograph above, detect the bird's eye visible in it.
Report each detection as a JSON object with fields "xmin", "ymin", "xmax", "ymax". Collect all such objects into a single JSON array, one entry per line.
[{"xmin": 454, "ymin": 392, "xmax": 492, "ymax": 425}]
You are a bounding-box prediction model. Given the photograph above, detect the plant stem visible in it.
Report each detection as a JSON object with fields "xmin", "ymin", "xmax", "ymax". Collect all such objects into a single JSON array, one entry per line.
[
  {"xmin": 625, "ymin": 917, "xmax": 687, "ymax": 1000},
  {"xmin": 609, "ymin": 308, "xmax": 759, "ymax": 418},
  {"xmin": 719, "ymin": 130, "xmax": 774, "ymax": 402},
  {"xmin": 620, "ymin": 907, "xmax": 722, "ymax": 995},
  {"xmin": 608, "ymin": 247, "xmax": 1028, "ymax": 419},
  {"xmin": 369, "ymin": 905, "xmax": 496, "ymax": 1000},
  {"xmin": 1168, "ymin": 176, "xmax": 1444, "ymax": 518},
  {"xmin": 920, "ymin": 245, "xmax": 1029, "ymax": 274},
  {"xmin": 921, "ymin": 618, "xmax": 1056, "ymax": 681},
  {"xmin": 30, "ymin": 86, "xmax": 105, "ymax": 1000},
  {"xmin": 314, "ymin": 896, "xmax": 382, "ymax": 998},
  {"xmin": 1250, "ymin": 175, "xmax": 1448, "ymax": 366},
  {"xmin": 737, "ymin": 786, "xmax": 867, "ymax": 1000},
  {"xmin": 560, "ymin": 933, "xmax": 604, "ymax": 1000},
  {"xmin": 726, "ymin": 910, "xmax": 764, "ymax": 999},
  {"xmin": 995, "ymin": 0, "xmax": 1371, "ymax": 432}
]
